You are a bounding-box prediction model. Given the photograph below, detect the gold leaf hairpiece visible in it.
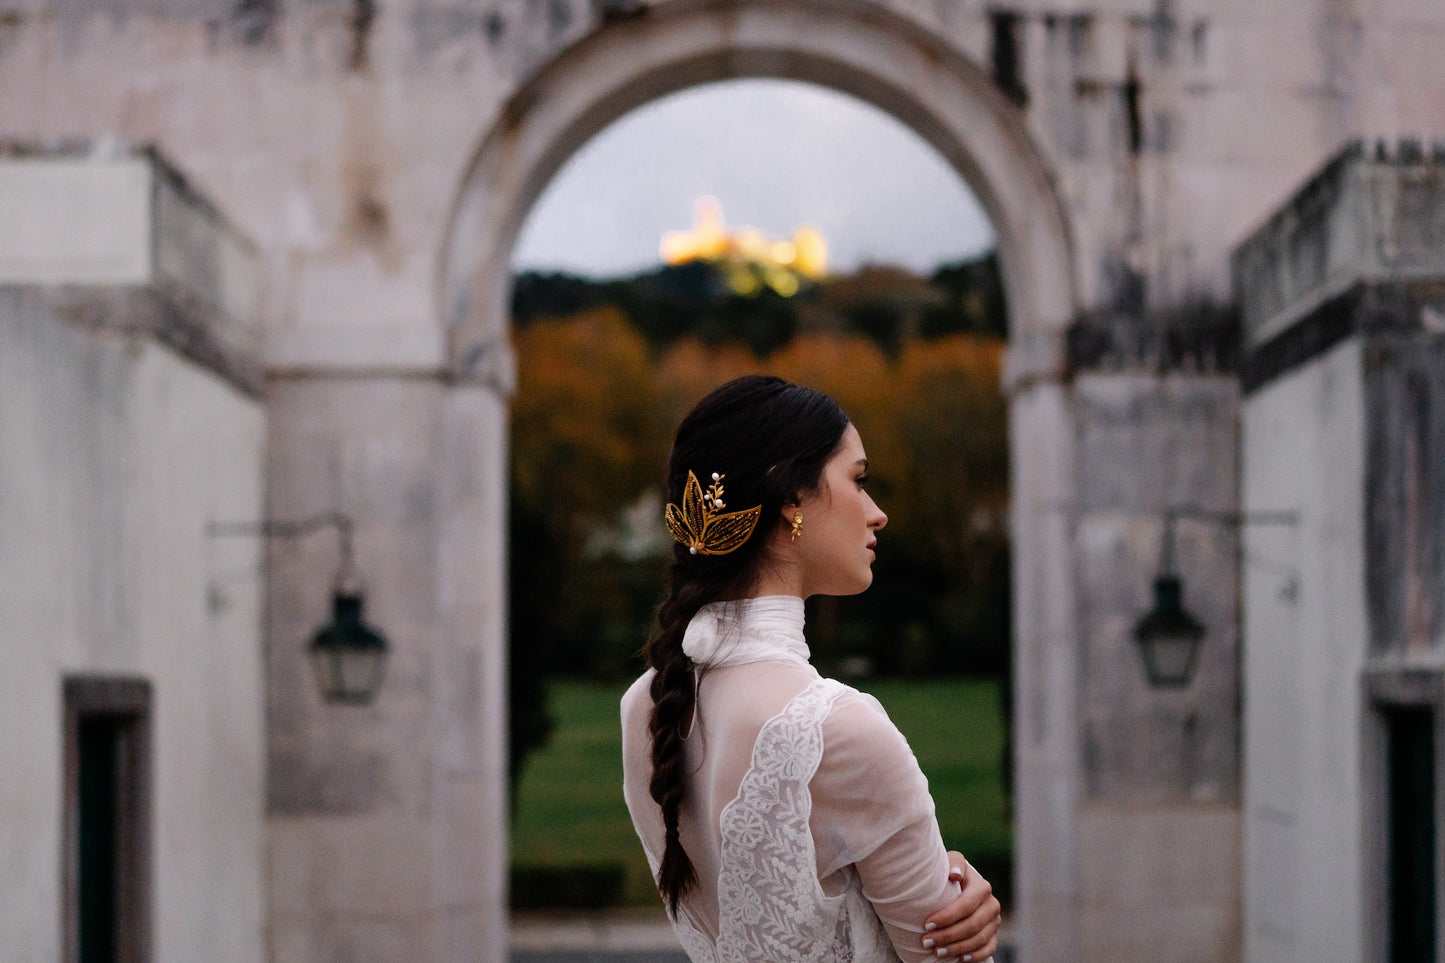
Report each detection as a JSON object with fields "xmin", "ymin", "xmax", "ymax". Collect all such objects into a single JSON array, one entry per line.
[{"xmin": 664, "ymin": 471, "xmax": 762, "ymax": 556}]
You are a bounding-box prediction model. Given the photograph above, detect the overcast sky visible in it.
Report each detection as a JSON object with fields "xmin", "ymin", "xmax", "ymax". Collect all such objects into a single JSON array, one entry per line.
[{"xmin": 512, "ymin": 79, "xmax": 995, "ymax": 278}]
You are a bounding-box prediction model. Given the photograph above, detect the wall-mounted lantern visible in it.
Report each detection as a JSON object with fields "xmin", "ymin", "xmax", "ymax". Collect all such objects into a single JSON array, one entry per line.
[
  {"xmin": 1133, "ymin": 574, "xmax": 1206, "ymax": 688},
  {"xmin": 1135, "ymin": 507, "xmax": 1297, "ymax": 690},
  {"xmin": 209, "ymin": 512, "xmax": 389, "ymax": 705},
  {"xmin": 309, "ymin": 590, "xmax": 388, "ymax": 704}
]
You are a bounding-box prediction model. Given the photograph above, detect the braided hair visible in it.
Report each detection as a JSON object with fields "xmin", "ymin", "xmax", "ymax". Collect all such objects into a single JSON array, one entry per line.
[{"xmin": 645, "ymin": 375, "xmax": 849, "ymax": 915}]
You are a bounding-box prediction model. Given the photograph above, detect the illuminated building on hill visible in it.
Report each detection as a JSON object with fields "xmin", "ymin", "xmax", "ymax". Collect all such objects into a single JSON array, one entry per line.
[{"xmin": 660, "ymin": 196, "xmax": 827, "ymax": 297}]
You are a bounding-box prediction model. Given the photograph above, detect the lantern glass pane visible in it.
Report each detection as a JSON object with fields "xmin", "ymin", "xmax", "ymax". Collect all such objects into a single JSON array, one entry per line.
[
  {"xmin": 309, "ymin": 647, "xmax": 386, "ymax": 704},
  {"xmin": 1145, "ymin": 632, "xmax": 1198, "ymax": 687},
  {"xmin": 310, "ymin": 648, "xmax": 340, "ymax": 700},
  {"xmin": 337, "ymin": 650, "xmax": 385, "ymax": 702}
]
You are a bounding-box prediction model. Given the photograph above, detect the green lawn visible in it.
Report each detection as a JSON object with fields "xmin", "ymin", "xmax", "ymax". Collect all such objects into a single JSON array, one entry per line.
[{"xmin": 509, "ymin": 677, "xmax": 1012, "ymax": 909}]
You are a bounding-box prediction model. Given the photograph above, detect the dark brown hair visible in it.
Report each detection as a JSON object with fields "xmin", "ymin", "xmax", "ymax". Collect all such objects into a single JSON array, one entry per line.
[{"xmin": 644, "ymin": 375, "xmax": 849, "ymax": 915}]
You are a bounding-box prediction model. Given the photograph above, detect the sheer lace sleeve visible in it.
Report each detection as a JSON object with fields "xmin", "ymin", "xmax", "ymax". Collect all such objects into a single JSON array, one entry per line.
[{"xmin": 810, "ymin": 689, "xmax": 963, "ymax": 963}]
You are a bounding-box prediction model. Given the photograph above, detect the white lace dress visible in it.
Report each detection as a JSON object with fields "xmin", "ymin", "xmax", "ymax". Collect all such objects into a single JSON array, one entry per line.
[{"xmin": 621, "ymin": 596, "xmax": 986, "ymax": 963}]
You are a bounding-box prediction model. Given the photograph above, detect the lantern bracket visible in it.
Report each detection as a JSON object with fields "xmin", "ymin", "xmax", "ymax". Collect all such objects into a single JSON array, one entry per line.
[
  {"xmin": 208, "ymin": 512, "xmax": 357, "ymax": 590},
  {"xmin": 1134, "ymin": 506, "xmax": 1299, "ymax": 689},
  {"xmin": 207, "ymin": 512, "xmax": 387, "ymax": 705}
]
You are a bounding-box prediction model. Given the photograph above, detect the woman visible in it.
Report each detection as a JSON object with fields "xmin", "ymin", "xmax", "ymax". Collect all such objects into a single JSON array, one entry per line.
[{"xmin": 621, "ymin": 376, "xmax": 1002, "ymax": 962}]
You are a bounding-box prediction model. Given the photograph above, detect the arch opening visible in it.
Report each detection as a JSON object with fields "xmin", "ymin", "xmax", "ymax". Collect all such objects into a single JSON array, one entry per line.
[
  {"xmin": 439, "ymin": 0, "xmax": 1078, "ymax": 385},
  {"xmin": 506, "ymin": 74, "xmax": 1017, "ymax": 909},
  {"xmin": 511, "ymin": 77, "xmax": 996, "ymax": 280}
]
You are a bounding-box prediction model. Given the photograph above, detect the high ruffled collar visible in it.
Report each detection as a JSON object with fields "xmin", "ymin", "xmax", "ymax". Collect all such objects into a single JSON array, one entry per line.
[{"xmin": 682, "ymin": 596, "xmax": 809, "ymax": 667}]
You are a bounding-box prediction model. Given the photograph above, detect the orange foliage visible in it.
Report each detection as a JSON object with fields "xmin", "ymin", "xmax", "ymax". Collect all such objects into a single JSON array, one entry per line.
[
  {"xmin": 514, "ymin": 313, "xmax": 1008, "ymax": 593},
  {"xmin": 653, "ymin": 340, "xmax": 762, "ymax": 426},
  {"xmin": 511, "ymin": 307, "xmax": 663, "ymax": 534},
  {"xmin": 883, "ymin": 335, "xmax": 1008, "ymax": 574}
]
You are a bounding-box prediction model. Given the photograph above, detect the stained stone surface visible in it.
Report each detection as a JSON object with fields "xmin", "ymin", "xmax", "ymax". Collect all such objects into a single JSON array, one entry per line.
[{"xmin": 1238, "ymin": 147, "xmax": 1445, "ymax": 963}]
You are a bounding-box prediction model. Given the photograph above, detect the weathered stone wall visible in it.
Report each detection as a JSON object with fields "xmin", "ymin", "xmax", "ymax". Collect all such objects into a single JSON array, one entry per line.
[
  {"xmin": 1073, "ymin": 373, "xmax": 1240, "ymax": 803},
  {"xmin": 1063, "ymin": 371, "xmax": 1242, "ymax": 962},
  {"xmin": 0, "ymin": 0, "xmax": 1438, "ymax": 367},
  {"xmin": 0, "ymin": 147, "xmax": 267, "ymax": 960},
  {"xmin": 0, "ymin": 288, "xmax": 267, "ymax": 960},
  {"xmin": 1366, "ymin": 331, "xmax": 1445, "ymax": 658},
  {"xmin": 1242, "ymin": 336, "xmax": 1368, "ymax": 963},
  {"xmin": 264, "ymin": 377, "xmax": 508, "ymax": 961},
  {"xmin": 1237, "ymin": 146, "xmax": 1445, "ymax": 962}
]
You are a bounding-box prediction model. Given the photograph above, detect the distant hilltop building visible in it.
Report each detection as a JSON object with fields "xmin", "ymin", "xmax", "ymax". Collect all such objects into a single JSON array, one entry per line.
[{"xmin": 660, "ymin": 196, "xmax": 827, "ymax": 296}]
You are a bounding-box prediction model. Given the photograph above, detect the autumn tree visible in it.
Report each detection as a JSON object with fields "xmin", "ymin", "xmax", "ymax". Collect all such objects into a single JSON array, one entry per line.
[
  {"xmin": 509, "ymin": 270, "xmax": 1012, "ymax": 688},
  {"xmin": 508, "ymin": 307, "xmax": 667, "ymax": 791},
  {"xmin": 512, "ymin": 306, "xmax": 665, "ymax": 535},
  {"xmin": 653, "ymin": 338, "xmax": 763, "ymax": 427},
  {"xmin": 871, "ymin": 335, "xmax": 1009, "ymax": 674}
]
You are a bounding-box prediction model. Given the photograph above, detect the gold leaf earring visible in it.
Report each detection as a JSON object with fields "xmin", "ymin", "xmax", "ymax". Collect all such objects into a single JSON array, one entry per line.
[{"xmin": 790, "ymin": 513, "xmax": 803, "ymax": 542}]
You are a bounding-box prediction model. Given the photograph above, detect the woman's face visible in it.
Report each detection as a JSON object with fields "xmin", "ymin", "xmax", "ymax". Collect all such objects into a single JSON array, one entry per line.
[{"xmin": 790, "ymin": 423, "xmax": 888, "ymax": 597}]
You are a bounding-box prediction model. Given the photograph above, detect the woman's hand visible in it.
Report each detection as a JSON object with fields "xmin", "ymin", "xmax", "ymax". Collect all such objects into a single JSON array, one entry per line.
[{"xmin": 919, "ymin": 853, "xmax": 1001, "ymax": 961}]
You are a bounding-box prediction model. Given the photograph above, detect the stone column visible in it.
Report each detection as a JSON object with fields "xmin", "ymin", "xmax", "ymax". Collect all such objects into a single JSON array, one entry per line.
[
  {"xmin": 1009, "ymin": 364, "xmax": 1085, "ymax": 960},
  {"xmin": 1067, "ymin": 364, "xmax": 1242, "ymax": 963},
  {"xmin": 265, "ymin": 374, "xmax": 508, "ymax": 962},
  {"xmin": 1010, "ymin": 320, "xmax": 1244, "ymax": 963}
]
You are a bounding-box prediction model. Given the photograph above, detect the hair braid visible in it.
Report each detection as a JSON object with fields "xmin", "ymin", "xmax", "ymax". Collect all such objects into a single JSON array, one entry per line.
[{"xmin": 645, "ymin": 575, "xmax": 710, "ymax": 916}]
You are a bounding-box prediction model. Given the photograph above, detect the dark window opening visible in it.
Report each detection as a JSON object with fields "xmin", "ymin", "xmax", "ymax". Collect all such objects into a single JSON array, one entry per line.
[
  {"xmin": 64, "ymin": 677, "xmax": 152, "ymax": 963},
  {"xmin": 1123, "ymin": 70, "xmax": 1144, "ymax": 155},
  {"xmin": 78, "ymin": 719, "xmax": 123, "ymax": 961},
  {"xmin": 1386, "ymin": 706, "xmax": 1437, "ymax": 963},
  {"xmin": 990, "ymin": 11, "xmax": 1029, "ymax": 107}
]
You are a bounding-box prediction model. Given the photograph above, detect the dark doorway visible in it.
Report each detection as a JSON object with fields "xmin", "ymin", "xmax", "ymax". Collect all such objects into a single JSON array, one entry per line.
[
  {"xmin": 1386, "ymin": 706, "xmax": 1437, "ymax": 963},
  {"xmin": 63, "ymin": 677, "xmax": 152, "ymax": 963}
]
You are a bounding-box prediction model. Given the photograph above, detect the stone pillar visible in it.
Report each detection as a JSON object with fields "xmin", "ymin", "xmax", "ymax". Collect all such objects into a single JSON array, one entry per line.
[
  {"xmin": 434, "ymin": 384, "xmax": 510, "ymax": 961},
  {"xmin": 265, "ymin": 374, "xmax": 508, "ymax": 962},
  {"xmin": 1068, "ymin": 364, "xmax": 1242, "ymax": 963},
  {"xmin": 1010, "ymin": 365, "xmax": 1085, "ymax": 960},
  {"xmin": 1010, "ymin": 317, "xmax": 1244, "ymax": 963}
]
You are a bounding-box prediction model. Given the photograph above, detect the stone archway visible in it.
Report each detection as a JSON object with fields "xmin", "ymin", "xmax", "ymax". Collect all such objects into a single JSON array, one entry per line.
[
  {"xmin": 441, "ymin": 0, "xmax": 1076, "ymax": 374},
  {"xmin": 438, "ymin": 0, "xmax": 1083, "ymax": 955}
]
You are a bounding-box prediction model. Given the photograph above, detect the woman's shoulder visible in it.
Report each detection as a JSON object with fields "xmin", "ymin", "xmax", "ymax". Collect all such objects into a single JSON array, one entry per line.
[
  {"xmin": 619, "ymin": 670, "xmax": 655, "ymax": 730},
  {"xmin": 622, "ymin": 668, "xmax": 655, "ymax": 701},
  {"xmin": 819, "ymin": 681, "xmax": 912, "ymax": 757},
  {"xmin": 820, "ymin": 678, "xmax": 890, "ymax": 721}
]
